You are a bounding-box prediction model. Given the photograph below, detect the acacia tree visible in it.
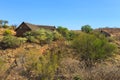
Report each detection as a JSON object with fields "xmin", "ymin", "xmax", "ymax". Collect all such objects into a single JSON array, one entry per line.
[{"xmin": 81, "ymin": 25, "xmax": 93, "ymax": 33}]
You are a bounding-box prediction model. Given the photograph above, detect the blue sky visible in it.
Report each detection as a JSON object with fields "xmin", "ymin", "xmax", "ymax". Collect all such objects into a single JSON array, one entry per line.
[{"xmin": 0, "ymin": 0, "xmax": 120, "ymax": 30}]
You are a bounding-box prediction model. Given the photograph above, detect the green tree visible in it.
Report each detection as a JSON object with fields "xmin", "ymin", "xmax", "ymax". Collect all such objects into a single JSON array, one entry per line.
[
  {"xmin": 81, "ymin": 25, "xmax": 93, "ymax": 33},
  {"xmin": 72, "ymin": 33, "xmax": 116, "ymax": 68}
]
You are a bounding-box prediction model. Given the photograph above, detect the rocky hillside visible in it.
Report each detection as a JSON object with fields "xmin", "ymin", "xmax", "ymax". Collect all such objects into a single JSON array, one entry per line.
[
  {"xmin": 0, "ymin": 28, "xmax": 120, "ymax": 80},
  {"xmin": 0, "ymin": 43, "xmax": 48, "ymax": 80},
  {"xmin": 0, "ymin": 42, "xmax": 120, "ymax": 80}
]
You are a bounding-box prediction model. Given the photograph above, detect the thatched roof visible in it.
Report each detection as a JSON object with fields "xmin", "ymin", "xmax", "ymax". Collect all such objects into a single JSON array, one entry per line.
[{"xmin": 16, "ymin": 22, "xmax": 56, "ymax": 31}]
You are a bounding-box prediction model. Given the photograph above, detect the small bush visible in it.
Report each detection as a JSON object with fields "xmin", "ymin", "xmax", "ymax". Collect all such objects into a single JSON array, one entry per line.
[
  {"xmin": 22, "ymin": 50, "xmax": 60, "ymax": 80},
  {"xmin": 24, "ymin": 32, "xmax": 38, "ymax": 43},
  {"xmin": 24, "ymin": 29, "xmax": 54, "ymax": 44},
  {"xmin": 57, "ymin": 26, "xmax": 70, "ymax": 40},
  {"xmin": 17, "ymin": 37, "xmax": 27, "ymax": 43},
  {"xmin": 53, "ymin": 31, "xmax": 63, "ymax": 41},
  {"xmin": 3, "ymin": 29, "xmax": 12, "ymax": 36}
]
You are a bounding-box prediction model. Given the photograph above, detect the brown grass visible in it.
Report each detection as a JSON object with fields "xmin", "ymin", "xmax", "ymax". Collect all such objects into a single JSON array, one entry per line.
[{"xmin": 57, "ymin": 55, "xmax": 120, "ymax": 80}]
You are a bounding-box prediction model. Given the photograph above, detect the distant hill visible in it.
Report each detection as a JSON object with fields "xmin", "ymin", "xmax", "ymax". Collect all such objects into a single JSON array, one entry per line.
[{"xmin": 96, "ymin": 28, "xmax": 120, "ymax": 37}]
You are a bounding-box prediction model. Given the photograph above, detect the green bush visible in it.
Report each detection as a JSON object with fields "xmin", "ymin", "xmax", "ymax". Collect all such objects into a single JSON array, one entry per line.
[
  {"xmin": 57, "ymin": 26, "xmax": 76, "ymax": 40},
  {"xmin": 57, "ymin": 26, "xmax": 70, "ymax": 40},
  {"xmin": 33, "ymin": 29, "xmax": 47, "ymax": 41},
  {"xmin": 53, "ymin": 31, "xmax": 63, "ymax": 41},
  {"xmin": 22, "ymin": 50, "xmax": 60, "ymax": 80},
  {"xmin": 45, "ymin": 30, "xmax": 54, "ymax": 43},
  {"xmin": 17, "ymin": 37, "xmax": 27, "ymax": 43},
  {"xmin": 0, "ymin": 35, "xmax": 22, "ymax": 49},
  {"xmin": 24, "ymin": 32, "xmax": 38, "ymax": 43},
  {"xmin": 3, "ymin": 29, "xmax": 12, "ymax": 36},
  {"xmin": 68, "ymin": 31, "xmax": 76, "ymax": 40},
  {"xmin": 72, "ymin": 32, "xmax": 116, "ymax": 68},
  {"xmin": 24, "ymin": 29, "xmax": 54, "ymax": 44}
]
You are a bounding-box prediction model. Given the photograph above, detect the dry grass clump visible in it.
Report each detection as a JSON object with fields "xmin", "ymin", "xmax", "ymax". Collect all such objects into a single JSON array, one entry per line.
[
  {"xmin": 57, "ymin": 56, "xmax": 120, "ymax": 80},
  {"xmin": 83, "ymin": 64, "xmax": 120, "ymax": 80}
]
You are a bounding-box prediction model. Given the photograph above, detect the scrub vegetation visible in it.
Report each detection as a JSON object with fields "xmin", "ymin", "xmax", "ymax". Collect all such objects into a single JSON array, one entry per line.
[{"xmin": 0, "ymin": 20, "xmax": 120, "ymax": 80}]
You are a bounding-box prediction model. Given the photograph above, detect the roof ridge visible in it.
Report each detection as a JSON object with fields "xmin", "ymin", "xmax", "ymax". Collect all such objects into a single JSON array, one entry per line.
[
  {"xmin": 21, "ymin": 22, "xmax": 56, "ymax": 31},
  {"xmin": 23, "ymin": 22, "xmax": 55, "ymax": 27}
]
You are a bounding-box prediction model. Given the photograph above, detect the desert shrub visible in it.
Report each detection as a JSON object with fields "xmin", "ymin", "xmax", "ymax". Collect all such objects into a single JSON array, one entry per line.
[
  {"xmin": 45, "ymin": 31, "xmax": 54, "ymax": 43},
  {"xmin": 33, "ymin": 29, "xmax": 47, "ymax": 41},
  {"xmin": 68, "ymin": 31, "xmax": 76, "ymax": 40},
  {"xmin": 57, "ymin": 26, "xmax": 71, "ymax": 40},
  {"xmin": 22, "ymin": 50, "xmax": 61, "ymax": 80},
  {"xmin": 34, "ymin": 29, "xmax": 54, "ymax": 44},
  {"xmin": 24, "ymin": 32, "xmax": 38, "ymax": 43},
  {"xmin": 17, "ymin": 37, "xmax": 27, "ymax": 43},
  {"xmin": 57, "ymin": 26, "xmax": 77, "ymax": 40},
  {"xmin": 0, "ymin": 35, "xmax": 22, "ymax": 49},
  {"xmin": 53, "ymin": 30, "xmax": 63, "ymax": 41},
  {"xmin": 3, "ymin": 29, "xmax": 12, "ymax": 36},
  {"xmin": 72, "ymin": 32, "xmax": 116, "ymax": 68},
  {"xmin": 19, "ymin": 40, "xmax": 70, "ymax": 80}
]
